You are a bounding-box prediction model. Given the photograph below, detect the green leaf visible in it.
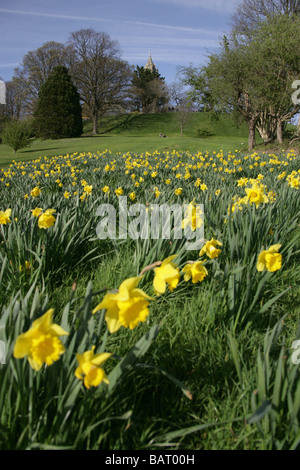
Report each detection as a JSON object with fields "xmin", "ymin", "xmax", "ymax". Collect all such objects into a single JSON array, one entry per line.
[
  {"xmin": 107, "ymin": 323, "xmax": 161, "ymax": 394},
  {"xmin": 246, "ymin": 400, "xmax": 272, "ymax": 424}
]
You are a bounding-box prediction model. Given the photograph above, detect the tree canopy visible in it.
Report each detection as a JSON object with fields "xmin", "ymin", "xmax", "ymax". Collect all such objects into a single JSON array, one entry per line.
[{"xmin": 180, "ymin": 12, "xmax": 300, "ymax": 149}]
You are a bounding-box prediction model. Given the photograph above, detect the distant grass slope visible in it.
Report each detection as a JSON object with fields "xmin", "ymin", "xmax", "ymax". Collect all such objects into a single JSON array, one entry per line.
[
  {"xmin": 0, "ymin": 112, "xmax": 298, "ymax": 166},
  {"xmin": 82, "ymin": 112, "xmax": 249, "ymax": 138}
]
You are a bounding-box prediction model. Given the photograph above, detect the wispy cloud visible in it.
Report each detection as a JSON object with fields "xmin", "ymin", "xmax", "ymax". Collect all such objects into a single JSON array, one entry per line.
[
  {"xmin": 0, "ymin": 8, "xmax": 220, "ymax": 36},
  {"xmin": 0, "ymin": 8, "xmax": 112, "ymax": 23},
  {"xmin": 123, "ymin": 19, "xmax": 219, "ymax": 35},
  {"xmin": 147, "ymin": 0, "xmax": 239, "ymax": 12}
]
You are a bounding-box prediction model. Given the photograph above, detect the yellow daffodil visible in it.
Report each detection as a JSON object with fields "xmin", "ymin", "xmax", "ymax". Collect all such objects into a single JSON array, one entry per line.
[
  {"xmin": 31, "ymin": 207, "xmax": 43, "ymax": 217},
  {"xmin": 153, "ymin": 255, "xmax": 180, "ymax": 295},
  {"xmin": 182, "ymin": 261, "xmax": 208, "ymax": 283},
  {"xmin": 244, "ymin": 182, "xmax": 268, "ymax": 208},
  {"xmin": 75, "ymin": 346, "xmax": 112, "ymax": 389},
  {"xmin": 38, "ymin": 209, "xmax": 56, "ymax": 229},
  {"xmin": 13, "ymin": 309, "xmax": 68, "ymax": 371},
  {"xmin": 102, "ymin": 186, "xmax": 110, "ymax": 194},
  {"xmin": 199, "ymin": 238, "xmax": 222, "ymax": 259},
  {"xmin": 92, "ymin": 276, "xmax": 153, "ymax": 333},
  {"xmin": 83, "ymin": 184, "xmax": 93, "ymax": 194},
  {"xmin": 0, "ymin": 208, "xmax": 11, "ymax": 225},
  {"xmin": 288, "ymin": 177, "xmax": 299, "ymax": 189},
  {"xmin": 19, "ymin": 260, "xmax": 32, "ymax": 274},
  {"xmin": 174, "ymin": 188, "xmax": 182, "ymax": 196},
  {"xmin": 257, "ymin": 244, "xmax": 282, "ymax": 272},
  {"xmin": 115, "ymin": 187, "xmax": 123, "ymax": 197},
  {"xmin": 30, "ymin": 186, "xmax": 41, "ymax": 197},
  {"xmin": 182, "ymin": 203, "xmax": 203, "ymax": 231}
]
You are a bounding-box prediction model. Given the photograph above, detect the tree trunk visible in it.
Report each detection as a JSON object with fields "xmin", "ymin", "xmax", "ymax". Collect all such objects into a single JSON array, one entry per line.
[
  {"xmin": 248, "ymin": 118, "xmax": 256, "ymax": 151},
  {"xmin": 276, "ymin": 119, "xmax": 283, "ymax": 144},
  {"xmin": 92, "ymin": 111, "xmax": 98, "ymax": 135},
  {"xmin": 256, "ymin": 111, "xmax": 277, "ymax": 143}
]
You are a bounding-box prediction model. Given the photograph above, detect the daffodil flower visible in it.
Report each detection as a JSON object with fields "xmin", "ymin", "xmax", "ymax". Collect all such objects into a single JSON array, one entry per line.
[
  {"xmin": 182, "ymin": 202, "xmax": 203, "ymax": 231},
  {"xmin": 31, "ymin": 186, "xmax": 41, "ymax": 197},
  {"xmin": 244, "ymin": 182, "xmax": 269, "ymax": 208},
  {"xmin": 38, "ymin": 209, "xmax": 56, "ymax": 229},
  {"xmin": 75, "ymin": 346, "xmax": 112, "ymax": 389},
  {"xmin": 199, "ymin": 238, "xmax": 222, "ymax": 259},
  {"xmin": 153, "ymin": 255, "xmax": 180, "ymax": 295},
  {"xmin": 182, "ymin": 261, "xmax": 208, "ymax": 283},
  {"xmin": 0, "ymin": 208, "xmax": 11, "ymax": 225},
  {"xmin": 92, "ymin": 276, "xmax": 153, "ymax": 333},
  {"xmin": 13, "ymin": 309, "xmax": 69, "ymax": 371},
  {"xmin": 257, "ymin": 244, "xmax": 282, "ymax": 272}
]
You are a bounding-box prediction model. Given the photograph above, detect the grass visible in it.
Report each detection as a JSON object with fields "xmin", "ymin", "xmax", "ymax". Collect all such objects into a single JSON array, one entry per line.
[
  {"xmin": 1, "ymin": 112, "xmax": 298, "ymax": 167},
  {"xmin": 0, "ymin": 112, "xmax": 254, "ymax": 166},
  {"xmin": 0, "ymin": 114, "xmax": 299, "ymax": 450}
]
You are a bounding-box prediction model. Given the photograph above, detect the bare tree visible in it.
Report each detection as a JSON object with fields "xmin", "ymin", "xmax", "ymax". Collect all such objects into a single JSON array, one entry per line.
[
  {"xmin": 169, "ymin": 82, "xmax": 194, "ymax": 137},
  {"xmin": 14, "ymin": 41, "xmax": 73, "ymax": 115},
  {"xmin": 1, "ymin": 79, "xmax": 23, "ymax": 120},
  {"xmin": 231, "ymin": 0, "xmax": 300, "ymax": 36},
  {"xmin": 68, "ymin": 29, "xmax": 132, "ymax": 134}
]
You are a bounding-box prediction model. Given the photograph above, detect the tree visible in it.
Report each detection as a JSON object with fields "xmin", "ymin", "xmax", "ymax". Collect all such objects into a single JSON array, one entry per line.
[
  {"xmin": 231, "ymin": 0, "xmax": 300, "ymax": 36},
  {"xmin": 13, "ymin": 41, "xmax": 73, "ymax": 116},
  {"xmin": 2, "ymin": 79, "xmax": 24, "ymax": 120},
  {"xmin": 1, "ymin": 119, "xmax": 31, "ymax": 153},
  {"xmin": 130, "ymin": 66, "xmax": 169, "ymax": 113},
  {"xmin": 176, "ymin": 65, "xmax": 216, "ymax": 112},
  {"xmin": 180, "ymin": 14, "xmax": 300, "ymax": 150},
  {"xmin": 68, "ymin": 29, "xmax": 132, "ymax": 135},
  {"xmin": 34, "ymin": 66, "xmax": 83, "ymax": 139},
  {"xmin": 169, "ymin": 82, "xmax": 194, "ymax": 137},
  {"xmin": 248, "ymin": 15, "xmax": 300, "ymax": 143}
]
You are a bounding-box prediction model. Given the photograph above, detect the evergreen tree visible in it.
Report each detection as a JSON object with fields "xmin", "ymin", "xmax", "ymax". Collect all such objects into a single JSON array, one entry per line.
[
  {"xmin": 34, "ymin": 66, "xmax": 83, "ymax": 139},
  {"xmin": 130, "ymin": 66, "xmax": 168, "ymax": 113}
]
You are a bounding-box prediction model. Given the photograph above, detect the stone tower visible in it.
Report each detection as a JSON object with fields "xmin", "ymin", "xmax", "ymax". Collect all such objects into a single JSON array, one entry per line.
[{"xmin": 144, "ymin": 52, "xmax": 157, "ymax": 73}]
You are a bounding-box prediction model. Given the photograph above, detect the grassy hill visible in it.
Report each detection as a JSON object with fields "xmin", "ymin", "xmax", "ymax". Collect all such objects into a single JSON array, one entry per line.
[
  {"xmin": 82, "ymin": 111, "xmax": 249, "ymax": 138},
  {"xmin": 0, "ymin": 111, "xmax": 298, "ymax": 166}
]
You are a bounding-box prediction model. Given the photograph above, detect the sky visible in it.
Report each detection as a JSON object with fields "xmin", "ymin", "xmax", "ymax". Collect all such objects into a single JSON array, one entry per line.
[{"xmin": 0, "ymin": 0, "xmax": 241, "ymax": 85}]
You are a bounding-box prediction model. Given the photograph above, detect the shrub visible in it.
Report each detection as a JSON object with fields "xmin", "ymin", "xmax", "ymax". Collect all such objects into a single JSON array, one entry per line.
[
  {"xmin": 195, "ymin": 121, "xmax": 215, "ymax": 138},
  {"xmin": 1, "ymin": 119, "xmax": 31, "ymax": 153}
]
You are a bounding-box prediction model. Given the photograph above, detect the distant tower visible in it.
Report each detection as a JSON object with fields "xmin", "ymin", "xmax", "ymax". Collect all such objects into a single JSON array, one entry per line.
[{"xmin": 144, "ymin": 52, "xmax": 157, "ymax": 73}]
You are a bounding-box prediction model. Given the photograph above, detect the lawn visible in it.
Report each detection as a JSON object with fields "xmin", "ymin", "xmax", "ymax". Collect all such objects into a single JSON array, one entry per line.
[{"xmin": 0, "ymin": 112, "xmax": 253, "ymax": 167}]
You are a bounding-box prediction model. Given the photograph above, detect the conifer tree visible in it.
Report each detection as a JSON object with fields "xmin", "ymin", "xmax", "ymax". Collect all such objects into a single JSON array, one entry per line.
[{"xmin": 34, "ymin": 66, "xmax": 83, "ymax": 139}]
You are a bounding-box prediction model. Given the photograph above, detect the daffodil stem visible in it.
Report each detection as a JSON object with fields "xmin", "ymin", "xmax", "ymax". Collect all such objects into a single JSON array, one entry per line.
[{"xmin": 139, "ymin": 261, "xmax": 162, "ymax": 277}]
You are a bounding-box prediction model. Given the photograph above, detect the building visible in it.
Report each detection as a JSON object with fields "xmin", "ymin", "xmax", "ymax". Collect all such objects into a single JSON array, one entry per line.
[{"xmin": 144, "ymin": 52, "xmax": 157, "ymax": 74}]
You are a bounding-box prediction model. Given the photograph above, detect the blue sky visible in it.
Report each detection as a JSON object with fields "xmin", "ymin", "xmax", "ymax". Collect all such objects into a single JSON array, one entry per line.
[{"xmin": 0, "ymin": 0, "xmax": 241, "ymax": 85}]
